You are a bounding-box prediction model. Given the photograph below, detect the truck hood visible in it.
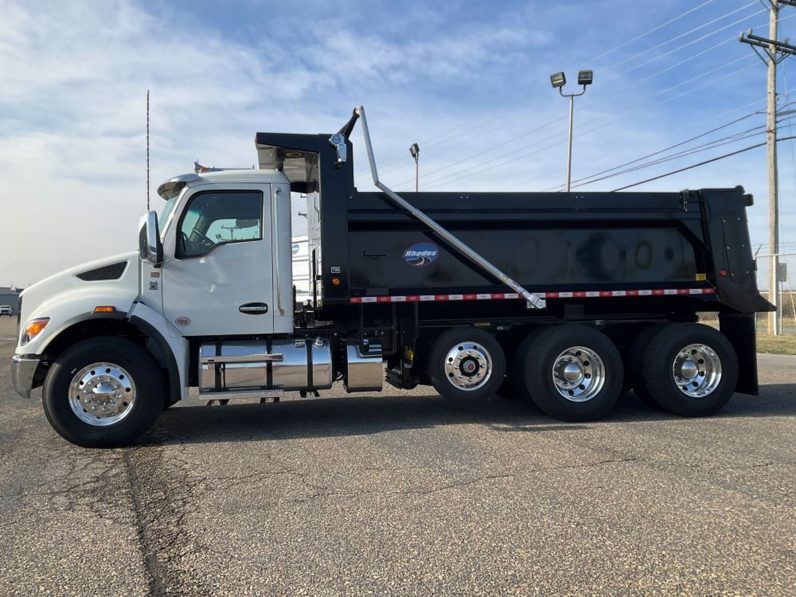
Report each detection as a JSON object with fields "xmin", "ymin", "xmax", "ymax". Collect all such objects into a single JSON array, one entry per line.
[{"xmin": 18, "ymin": 252, "xmax": 141, "ymax": 350}]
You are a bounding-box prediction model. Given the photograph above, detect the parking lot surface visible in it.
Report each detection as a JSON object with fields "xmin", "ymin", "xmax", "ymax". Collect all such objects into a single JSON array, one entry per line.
[{"xmin": 0, "ymin": 317, "xmax": 794, "ymax": 596}]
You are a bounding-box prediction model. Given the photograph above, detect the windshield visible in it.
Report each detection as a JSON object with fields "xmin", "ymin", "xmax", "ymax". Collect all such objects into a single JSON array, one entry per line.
[{"xmin": 158, "ymin": 196, "xmax": 179, "ymax": 233}]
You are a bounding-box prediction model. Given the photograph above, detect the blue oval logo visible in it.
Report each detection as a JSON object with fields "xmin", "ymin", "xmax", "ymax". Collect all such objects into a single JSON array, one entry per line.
[{"xmin": 402, "ymin": 242, "xmax": 439, "ymax": 267}]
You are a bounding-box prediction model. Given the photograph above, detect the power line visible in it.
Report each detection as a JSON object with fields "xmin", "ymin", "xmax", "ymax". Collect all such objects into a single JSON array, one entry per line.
[
  {"xmin": 429, "ymin": 59, "xmax": 763, "ymax": 191},
  {"xmin": 403, "ymin": 12, "xmax": 789, "ymax": 191},
  {"xmin": 543, "ymin": 112, "xmax": 764, "ymax": 191},
  {"xmin": 632, "ymin": 36, "xmax": 735, "ymax": 83},
  {"xmin": 739, "ymin": 0, "xmax": 796, "ymax": 335},
  {"xmin": 389, "ymin": 116, "xmax": 562, "ymax": 186},
  {"xmin": 610, "ymin": 3, "xmax": 764, "ymax": 76},
  {"xmin": 543, "ymin": 107, "xmax": 796, "ymax": 192},
  {"xmin": 355, "ymin": 110, "xmax": 528, "ymax": 180},
  {"xmin": 358, "ymin": 1, "xmax": 760, "ymax": 184},
  {"xmin": 558, "ymin": 127, "xmax": 768, "ymax": 191},
  {"xmin": 610, "ymin": 135, "xmax": 796, "ymax": 191},
  {"xmin": 589, "ymin": 0, "xmax": 718, "ymax": 62},
  {"xmin": 565, "ymin": 126, "xmax": 776, "ymax": 190},
  {"xmin": 367, "ymin": 4, "xmax": 781, "ymax": 193},
  {"xmin": 496, "ymin": 92, "xmax": 766, "ymax": 193}
]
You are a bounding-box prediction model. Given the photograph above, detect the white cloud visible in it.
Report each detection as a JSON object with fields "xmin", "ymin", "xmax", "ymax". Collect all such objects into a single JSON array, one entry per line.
[{"xmin": 0, "ymin": 0, "xmax": 791, "ymax": 286}]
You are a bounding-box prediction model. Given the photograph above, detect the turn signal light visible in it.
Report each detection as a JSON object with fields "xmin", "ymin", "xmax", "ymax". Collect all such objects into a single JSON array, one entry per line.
[
  {"xmin": 93, "ymin": 306, "xmax": 117, "ymax": 314},
  {"xmin": 331, "ymin": 277, "xmax": 342, "ymax": 286},
  {"xmin": 21, "ymin": 318, "xmax": 50, "ymax": 345}
]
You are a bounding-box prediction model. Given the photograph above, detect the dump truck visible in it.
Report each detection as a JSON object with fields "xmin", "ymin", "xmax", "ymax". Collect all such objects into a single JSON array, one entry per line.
[{"xmin": 11, "ymin": 106, "xmax": 772, "ymax": 447}]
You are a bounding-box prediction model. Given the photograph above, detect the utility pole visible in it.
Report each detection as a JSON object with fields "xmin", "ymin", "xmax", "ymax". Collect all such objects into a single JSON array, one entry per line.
[{"xmin": 740, "ymin": 0, "xmax": 796, "ymax": 335}]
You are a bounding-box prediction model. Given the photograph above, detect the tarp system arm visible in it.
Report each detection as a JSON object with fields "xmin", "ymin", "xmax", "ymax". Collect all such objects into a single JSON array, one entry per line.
[
  {"xmin": 352, "ymin": 105, "xmax": 546, "ymax": 310},
  {"xmin": 329, "ymin": 108, "xmax": 361, "ymax": 168}
]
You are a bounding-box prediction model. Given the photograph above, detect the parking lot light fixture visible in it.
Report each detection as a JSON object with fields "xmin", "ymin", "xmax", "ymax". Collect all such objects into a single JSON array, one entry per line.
[
  {"xmin": 577, "ymin": 70, "xmax": 593, "ymax": 86},
  {"xmin": 409, "ymin": 143, "xmax": 420, "ymax": 192},
  {"xmin": 549, "ymin": 69, "xmax": 594, "ymax": 192},
  {"xmin": 550, "ymin": 72, "xmax": 566, "ymax": 89}
]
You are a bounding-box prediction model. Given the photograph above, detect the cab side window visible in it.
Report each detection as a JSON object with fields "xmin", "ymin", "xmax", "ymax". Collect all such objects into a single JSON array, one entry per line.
[{"xmin": 177, "ymin": 191, "xmax": 263, "ymax": 259}]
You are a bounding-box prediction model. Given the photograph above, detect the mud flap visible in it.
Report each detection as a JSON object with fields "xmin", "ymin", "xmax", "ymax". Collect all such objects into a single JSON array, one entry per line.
[{"xmin": 720, "ymin": 313, "xmax": 758, "ymax": 395}]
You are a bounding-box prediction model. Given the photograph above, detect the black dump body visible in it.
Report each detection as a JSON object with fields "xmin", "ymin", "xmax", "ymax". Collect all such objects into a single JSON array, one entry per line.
[
  {"xmin": 255, "ymin": 131, "xmax": 771, "ymax": 319},
  {"xmin": 346, "ymin": 188, "xmax": 769, "ymax": 314}
]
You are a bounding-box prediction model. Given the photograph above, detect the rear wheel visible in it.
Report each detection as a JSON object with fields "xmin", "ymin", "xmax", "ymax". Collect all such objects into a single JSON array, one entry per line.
[
  {"xmin": 639, "ymin": 323, "xmax": 737, "ymax": 417},
  {"xmin": 626, "ymin": 323, "xmax": 666, "ymax": 407},
  {"xmin": 428, "ymin": 328, "xmax": 506, "ymax": 403},
  {"xmin": 42, "ymin": 337, "xmax": 165, "ymax": 448},
  {"xmin": 513, "ymin": 325, "xmax": 623, "ymax": 421}
]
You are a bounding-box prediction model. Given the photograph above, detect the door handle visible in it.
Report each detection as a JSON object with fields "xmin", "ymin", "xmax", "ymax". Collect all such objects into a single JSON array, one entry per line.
[{"xmin": 239, "ymin": 302, "xmax": 269, "ymax": 315}]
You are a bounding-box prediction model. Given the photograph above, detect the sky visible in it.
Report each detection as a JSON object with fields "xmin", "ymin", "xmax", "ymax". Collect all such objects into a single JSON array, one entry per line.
[{"xmin": 1, "ymin": 0, "xmax": 796, "ymax": 286}]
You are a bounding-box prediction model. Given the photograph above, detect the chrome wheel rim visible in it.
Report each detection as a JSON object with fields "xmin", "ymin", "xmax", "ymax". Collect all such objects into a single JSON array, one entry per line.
[
  {"xmin": 551, "ymin": 346, "xmax": 605, "ymax": 402},
  {"xmin": 672, "ymin": 343, "xmax": 722, "ymax": 398},
  {"xmin": 443, "ymin": 342, "xmax": 493, "ymax": 391},
  {"xmin": 68, "ymin": 362, "xmax": 136, "ymax": 426}
]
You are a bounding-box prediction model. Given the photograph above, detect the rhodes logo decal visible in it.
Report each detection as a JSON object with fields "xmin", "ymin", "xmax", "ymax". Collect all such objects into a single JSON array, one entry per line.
[{"xmin": 402, "ymin": 242, "xmax": 440, "ymax": 267}]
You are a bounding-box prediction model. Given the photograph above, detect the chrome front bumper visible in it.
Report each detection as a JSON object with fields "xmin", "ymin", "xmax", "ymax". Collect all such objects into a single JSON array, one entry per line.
[{"xmin": 11, "ymin": 354, "xmax": 40, "ymax": 398}]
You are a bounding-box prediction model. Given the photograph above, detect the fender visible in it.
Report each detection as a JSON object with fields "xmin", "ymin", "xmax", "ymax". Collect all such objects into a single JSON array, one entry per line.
[
  {"xmin": 20, "ymin": 306, "xmax": 187, "ymax": 403},
  {"xmin": 128, "ymin": 302, "xmax": 189, "ymax": 401},
  {"xmin": 19, "ymin": 286, "xmax": 136, "ymax": 357}
]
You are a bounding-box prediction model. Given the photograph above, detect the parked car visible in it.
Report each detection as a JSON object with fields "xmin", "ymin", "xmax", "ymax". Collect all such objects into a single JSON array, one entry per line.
[{"xmin": 0, "ymin": 305, "xmax": 13, "ymax": 317}]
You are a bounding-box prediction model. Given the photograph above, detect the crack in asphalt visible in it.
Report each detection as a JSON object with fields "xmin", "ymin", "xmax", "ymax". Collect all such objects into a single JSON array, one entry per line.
[
  {"xmin": 0, "ymin": 447, "xmax": 134, "ymax": 525},
  {"xmin": 220, "ymin": 455, "xmax": 647, "ymax": 505},
  {"xmin": 124, "ymin": 449, "xmax": 168, "ymax": 597},
  {"xmin": 175, "ymin": 455, "xmax": 796, "ymax": 508},
  {"xmin": 120, "ymin": 436, "xmax": 212, "ymax": 597},
  {"xmin": 6, "ymin": 457, "xmax": 792, "ymax": 504}
]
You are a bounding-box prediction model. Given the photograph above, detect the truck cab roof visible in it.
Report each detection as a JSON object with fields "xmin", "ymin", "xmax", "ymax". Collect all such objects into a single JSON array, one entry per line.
[{"xmin": 157, "ymin": 169, "xmax": 290, "ymax": 199}]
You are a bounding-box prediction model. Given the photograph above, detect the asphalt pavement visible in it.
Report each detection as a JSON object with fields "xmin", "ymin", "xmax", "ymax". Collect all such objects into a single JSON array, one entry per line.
[{"xmin": 0, "ymin": 317, "xmax": 794, "ymax": 596}]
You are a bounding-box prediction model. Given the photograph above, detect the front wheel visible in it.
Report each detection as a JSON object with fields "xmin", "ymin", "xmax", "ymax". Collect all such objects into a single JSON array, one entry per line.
[{"xmin": 42, "ymin": 337, "xmax": 165, "ymax": 448}]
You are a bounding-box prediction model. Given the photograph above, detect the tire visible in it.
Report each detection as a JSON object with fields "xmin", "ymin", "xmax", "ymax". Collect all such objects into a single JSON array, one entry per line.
[
  {"xmin": 640, "ymin": 323, "xmax": 738, "ymax": 417},
  {"xmin": 513, "ymin": 325, "xmax": 624, "ymax": 422},
  {"xmin": 42, "ymin": 337, "xmax": 165, "ymax": 448},
  {"xmin": 626, "ymin": 324, "xmax": 667, "ymax": 407},
  {"xmin": 428, "ymin": 328, "xmax": 506, "ymax": 403}
]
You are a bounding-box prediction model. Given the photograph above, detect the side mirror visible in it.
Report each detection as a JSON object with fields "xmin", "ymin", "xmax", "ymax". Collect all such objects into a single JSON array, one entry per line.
[{"xmin": 138, "ymin": 211, "xmax": 163, "ymax": 266}]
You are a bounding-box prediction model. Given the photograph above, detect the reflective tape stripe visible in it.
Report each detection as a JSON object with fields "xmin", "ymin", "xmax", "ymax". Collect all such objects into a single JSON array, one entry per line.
[{"xmin": 349, "ymin": 287, "xmax": 716, "ymax": 304}]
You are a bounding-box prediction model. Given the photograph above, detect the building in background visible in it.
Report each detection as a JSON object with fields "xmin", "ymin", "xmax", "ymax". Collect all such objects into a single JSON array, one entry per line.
[{"xmin": 0, "ymin": 287, "xmax": 22, "ymax": 315}]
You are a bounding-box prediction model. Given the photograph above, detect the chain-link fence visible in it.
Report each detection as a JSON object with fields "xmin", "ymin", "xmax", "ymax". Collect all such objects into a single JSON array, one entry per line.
[
  {"xmin": 755, "ymin": 253, "xmax": 796, "ymax": 354},
  {"xmin": 698, "ymin": 253, "xmax": 796, "ymax": 355}
]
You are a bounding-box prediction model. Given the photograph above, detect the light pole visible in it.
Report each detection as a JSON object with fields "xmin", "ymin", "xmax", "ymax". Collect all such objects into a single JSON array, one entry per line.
[
  {"xmin": 409, "ymin": 143, "xmax": 420, "ymax": 192},
  {"xmin": 550, "ymin": 70, "xmax": 593, "ymax": 192}
]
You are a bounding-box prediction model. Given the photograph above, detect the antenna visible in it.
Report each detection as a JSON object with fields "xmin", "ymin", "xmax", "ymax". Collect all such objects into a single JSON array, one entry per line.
[{"xmin": 146, "ymin": 89, "xmax": 150, "ymax": 212}]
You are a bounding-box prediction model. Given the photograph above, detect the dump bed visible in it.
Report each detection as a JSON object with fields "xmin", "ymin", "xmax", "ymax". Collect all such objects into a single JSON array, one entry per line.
[
  {"xmin": 343, "ymin": 187, "xmax": 766, "ymax": 313},
  {"xmin": 254, "ymin": 131, "xmax": 770, "ymax": 316}
]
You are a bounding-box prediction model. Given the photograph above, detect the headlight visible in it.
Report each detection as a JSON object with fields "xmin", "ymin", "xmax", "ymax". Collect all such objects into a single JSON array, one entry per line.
[{"xmin": 21, "ymin": 318, "xmax": 49, "ymax": 346}]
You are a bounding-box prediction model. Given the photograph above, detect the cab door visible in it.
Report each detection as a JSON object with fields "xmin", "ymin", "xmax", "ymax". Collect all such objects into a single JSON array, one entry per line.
[{"xmin": 161, "ymin": 184, "xmax": 274, "ymax": 336}]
